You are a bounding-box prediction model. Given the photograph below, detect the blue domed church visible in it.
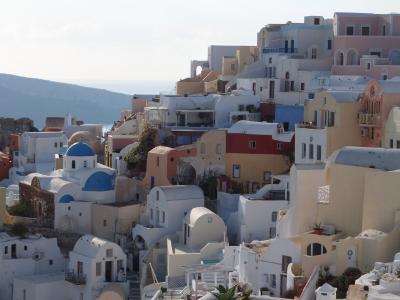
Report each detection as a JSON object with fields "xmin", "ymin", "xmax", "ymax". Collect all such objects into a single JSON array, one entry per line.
[{"xmin": 20, "ymin": 142, "xmax": 116, "ymax": 230}]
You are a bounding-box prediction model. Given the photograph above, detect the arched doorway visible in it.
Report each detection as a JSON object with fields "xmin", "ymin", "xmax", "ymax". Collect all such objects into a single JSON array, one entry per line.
[
  {"xmin": 179, "ymin": 164, "xmax": 196, "ymax": 185},
  {"xmin": 336, "ymin": 51, "xmax": 344, "ymax": 65},
  {"xmin": 346, "ymin": 49, "xmax": 359, "ymax": 65}
]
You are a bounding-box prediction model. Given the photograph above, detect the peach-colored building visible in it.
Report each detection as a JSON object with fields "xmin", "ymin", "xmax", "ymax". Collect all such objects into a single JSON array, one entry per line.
[
  {"xmin": 143, "ymin": 145, "xmax": 196, "ymax": 189},
  {"xmin": 176, "ymin": 70, "xmax": 220, "ymax": 96},
  {"xmin": 332, "ymin": 12, "xmax": 400, "ymax": 79},
  {"xmin": 359, "ymin": 79, "xmax": 400, "ymax": 147}
]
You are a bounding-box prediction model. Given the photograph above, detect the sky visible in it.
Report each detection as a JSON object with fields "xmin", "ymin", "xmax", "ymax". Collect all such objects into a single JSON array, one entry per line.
[{"xmin": 0, "ymin": 0, "xmax": 399, "ymax": 83}]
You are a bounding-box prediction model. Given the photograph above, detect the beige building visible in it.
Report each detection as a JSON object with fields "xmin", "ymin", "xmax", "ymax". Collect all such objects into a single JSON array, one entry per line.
[
  {"xmin": 178, "ymin": 129, "xmax": 226, "ymax": 178},
  {"xmin": 288, "ymin": 147, "xmax": 400, "ymax": 276},
  {"xmin": 176, "ymin": 70, "xmax": 220, "ymax": 96},
  {"xmin": 91, "ymin": 201, "xmax": 142, "ymax": 246},
  {"xmin": 295, "ymin": 90, "xmax": 362, "ymax": 164},
  {"xmin": 221, "ymin": 46, "xmax": 259, "ymax": 77}
]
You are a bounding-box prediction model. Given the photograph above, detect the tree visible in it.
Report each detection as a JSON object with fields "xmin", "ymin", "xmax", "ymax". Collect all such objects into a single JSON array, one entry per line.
[{"xmin": 124, "ymin": 125, "xmax": 158, "ymax": 171}]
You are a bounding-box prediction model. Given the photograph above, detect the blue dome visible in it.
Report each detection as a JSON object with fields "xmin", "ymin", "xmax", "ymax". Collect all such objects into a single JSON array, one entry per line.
[
  {"xmin": 66, "ymin": 142, "xmax": 95, "ymax": 157},
  {"xmin": 59, "ymin": 194, "xmax": 74, "ymax": 203},
  {"xmin": 82, "ymin": 171, "xmax": 115, "ymax": 192}
]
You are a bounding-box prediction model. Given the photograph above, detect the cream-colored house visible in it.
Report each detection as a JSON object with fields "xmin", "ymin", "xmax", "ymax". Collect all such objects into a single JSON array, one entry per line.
[
  {"xmin": 294, "ymin": 147, "xmax": 400, "ymax": 277},
  {"xmin": 383, "ymin": 106, "xmax": 400, "ymax": 149},
  {"xmin": 295, "ymin": 90, "xmax": 362, "ymax": 164},
  {"xmin": 166, "ymin": 207, "xmax": 226, "ymax": 289},
  {"xmin": 177, "ymin": 129, "xmax": 226, "ymax": 179}
]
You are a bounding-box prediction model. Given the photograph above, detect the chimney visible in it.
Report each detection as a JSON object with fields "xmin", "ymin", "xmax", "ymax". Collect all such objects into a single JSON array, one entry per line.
[{"xmin": 0, "ymin": 187, "xmax": 5, "ymax": 230}]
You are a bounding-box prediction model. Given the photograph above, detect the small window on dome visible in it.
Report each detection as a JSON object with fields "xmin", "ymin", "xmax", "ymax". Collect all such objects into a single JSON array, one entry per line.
[{"xmin": 84, "ymin": 161, "xmax": 87, "ymax": 168}]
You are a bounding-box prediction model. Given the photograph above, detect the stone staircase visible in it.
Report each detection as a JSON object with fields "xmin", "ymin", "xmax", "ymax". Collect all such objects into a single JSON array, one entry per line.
[{"xmin": 127, "ymin": 272, "xmax": 141, "ymax": 300}]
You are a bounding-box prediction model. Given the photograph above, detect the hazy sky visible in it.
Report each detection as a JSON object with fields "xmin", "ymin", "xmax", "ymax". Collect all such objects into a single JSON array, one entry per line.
[{"xmin": 0, "ymin": 0, "xmax": 399, "ymax": 82}]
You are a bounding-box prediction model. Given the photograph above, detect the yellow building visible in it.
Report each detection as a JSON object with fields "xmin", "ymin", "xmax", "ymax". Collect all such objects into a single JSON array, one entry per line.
[
  {"xmin": 291, "ymin": 147, "xmax": 400, "ymax": 276},
  {"xmin": 176, "ymin": 70, "xmax": 220, "ymax": 96},
  {"xmin": 295, "ymin": 90, "xmax": 362, "ymax": 164}
]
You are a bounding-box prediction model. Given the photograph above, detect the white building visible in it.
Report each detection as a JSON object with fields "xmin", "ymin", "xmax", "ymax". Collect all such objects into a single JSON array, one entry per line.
[
  {"xmin": 233, "ymin": 16, "xmax": 334, "ymax": 105},
  {"xmin": 10, "ymin": 131, "xmax": 68, "ymax": 180},
  {"xmin": 13, "ymin": 235, "xmax": 129, "ymax": 300},
  {"xmin": 0, "ymin": 232, "xmax": 64, "ymax": 300},
  {"xmin": 144, "ymin": 93, "xmax": 260, "ymax": 130},
  {"xmin": 132, "ymin": 185, "xmax": 205, "ymax": 250},
  {"xmin": 350, "ymin": 252, "xmax": 400, "ymax": 300},
  {"xmin": 238, "ymin": 176, "xmax": 290, "ymax": 243},
  {"xmin": 228, "ymin": 238, "xmax": 301, "ymax": 297}
]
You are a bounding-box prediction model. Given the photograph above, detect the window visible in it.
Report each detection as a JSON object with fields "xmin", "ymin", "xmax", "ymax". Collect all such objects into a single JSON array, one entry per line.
[
  {"xmin": 200, "ymin": 143, "xmax": 206, "ymax": 154},
  {"xmin": 314, "ymin": 18, "xmax": 320, "ymax": 25},
  {"xmin": 300, "ymin": 83, "xmax": 305, "ymax": 91},
  {"xmin": 103, "ymin": 219, "xmax": 107, "ymax": 227},
  {"xmin": 72, "ymin": 160, "xmax": 76, "ymax": 169},
  {"xmin": 309, "ymin": 144, "xmax": 314, "ymax": 159},
  {"xmin": 54, "ymin": 142, "xmax": 58, "ymax": 148},
  {"xmin": 216, "ymin": 144, "xmax": 222, "ymax": 154},
  {"xmin": 269, "ymin": 227, "xmax": 276, "ymax": 238},
  {"xmin": 397, "ymin": 140, "xmax": 400, "ymax": 149},
  {"xmin": 83, "ymin": 160, "xmax": 87, "ymax": 168},
  {"xmin": 264, "ymin": 171, "xmax": 271, "ymax": 182},
  {"xmin": 327, "ymin": 39, "xmax": 332, "ymax": 50},
  {"xmin": 361, "ymin": 26, "xmax": 370, "ymax": 36},
  {"xmin": 106, "ymin": 249, "xmax": 113, "ymax": 258},
  {"xmin": 346, "ymin": 26, "xmax": 354, "ymax": 35},
  {"xmin": 272, "ymin": 211, "xmax": 278, "ymax": 222},
  {"xmin": 383, "ymin": 25, "xmax": 386, "ymax": 36},
  {"xmin": 233, "ymin": 164, "xmax": 240, "ymax": 178},
  {"xmin": 271, "ymin": 274, "xmax": 276, "ymax": 288},
  {"xmin": 290, "ymin": 81, "xmax": 294, "ymax": 91},
  {"xmin": 269, "ymin": 57, "xmax": 272, "ymax": 64},
  {"xmin": 311, "ymin": 48, "xmax": 317, "ymax": 59},
  {"xmin": 156, "ymin": 191, "xmax": 159, "ymax": 201},
  {"xmin": 367, "ymin": 62, "xmax": 371, "ymax": 70},
  {"xmin": 248, "ymin": 141, "xmax": 256, "ymax": 150},
  {"xmin": 24, "ymin": 246, "xmax": 27, "ymax": 251},
  {"xmin": 370, "ymin": 51, "xmax": 381, "ymax": 57},
  {"xmin": 49, "ymin": 259, "xmax": 53, "ymax": 265},
  {"xmin": 4, "ymin": 246, "xmax": 8, "ymax": 255},
  {"xmin": 276, "ymin": 143, "xmax": 283, "ymax": 151},
  {"xmin": 208, "ymin": 217, "xmax": 213, "ymax": 223},
  {"xmin": 301, "ymin": 143, "xmax": 306, "ymax": 159},
  {"xmin": 96, "ymin": 262, "xmax": 102, "ymax": 276},
  {"xmin": 282, "ymin": 255, "xmax": 292, "ymax": 273},
  {"xmin": 306, "ymin": 243, "xmax": 327, "ymax": 256},
  {"xmin": 60, "ymin": 142, "xmax": 63, "ymax": 148},
  {"xmin": 231, "ymin": 64, "xmax": 235, "ymax": 72},
  {"xmin": 329, "ymin": 112, "xmax": 335, "ymax": 127},
  {"xmin": 156, "ymin": 156, "xmax": 160, "ymax": 167},
  {"xmin": 150, "ymin": 208, "xmax": 153, "ymax": 220},
  {"xmin": 68, "ymin": 206, "xmax": 71, "ymax": 211},
  {"xmin": 187, "ymin": 226, "xmax": 190, "ymax": 237},
  {"xmin": 390, "ymin": 139, "xmax": 394, "ymax": 148},
  {"xmin": 317, "ymin": 145, "xmax": 322, "ymax": 161},
  {"xmin": 23, "ymin": 290, "xmax": 26, "ymax": 300},
  {"xmin": 162, "ymin": 211, "xmax": 165, "ymax": 223}
]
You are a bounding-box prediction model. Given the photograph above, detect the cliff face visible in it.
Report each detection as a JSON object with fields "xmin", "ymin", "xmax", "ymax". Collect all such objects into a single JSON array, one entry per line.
[{"xmin": 0, "ymin": 117, "xmax": 37, "ymax": 151}]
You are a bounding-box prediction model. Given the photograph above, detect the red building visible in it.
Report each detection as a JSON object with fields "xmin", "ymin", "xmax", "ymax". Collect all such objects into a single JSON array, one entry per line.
[
  {"xmin": 224, "ymin": 120, "xmax": 294, "ymax": 193},
  {"xmin": 0, "ymin": 152, "xmax": 12, "ymax": 181}
]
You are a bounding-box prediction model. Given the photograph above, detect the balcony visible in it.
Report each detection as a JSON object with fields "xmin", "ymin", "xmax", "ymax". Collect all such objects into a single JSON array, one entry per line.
[
  {"xmin": 65, "ymin": 270, "xmax": 86, "ymax": 285},
  {"xmin": 358, "ymin": 112, "xmax": 377, "ymax": 126},
  {"xmin": 263, "ymin": 47, "xmax": 298, "ymax": 54}
]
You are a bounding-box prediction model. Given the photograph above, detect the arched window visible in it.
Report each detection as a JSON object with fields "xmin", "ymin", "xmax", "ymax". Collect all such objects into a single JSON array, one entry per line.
[
  {"xmin": 72, "ymin": 160, "xmax": 76, "ymax": 169},
  {"xmin": 285, "ymin": 72, "xmax": 290, "ymax": 80},
  {"xmin": 336, "ymin": 51, "xmax": 344, "ymax": 65},
  {"xmin": 306, "ymin": 243, "xmax": 327, "ymax": 256}
]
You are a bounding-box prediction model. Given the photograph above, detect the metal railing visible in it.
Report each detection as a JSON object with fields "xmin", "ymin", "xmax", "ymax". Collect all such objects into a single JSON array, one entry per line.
[
  {"xmin": 263, "ymin": 47, "xmax": 298, "ymax": 54},
  {"xmin": 65, "ymin": 270, "xmax": 86, "ymax": 285},
  {"xmin": 358, "ymin": 112, "xmax": 377, "ymax": 126}
]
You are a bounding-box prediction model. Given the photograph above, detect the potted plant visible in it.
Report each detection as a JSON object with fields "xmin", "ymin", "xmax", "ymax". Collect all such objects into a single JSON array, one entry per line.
[{"xmin": 313, "ymin": 223, "xmax": 323, "ymax": 235}]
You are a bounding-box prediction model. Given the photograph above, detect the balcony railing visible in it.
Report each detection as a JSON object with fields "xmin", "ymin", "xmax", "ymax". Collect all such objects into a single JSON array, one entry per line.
[
  {"xmin": 65, "ymin": 270, "xmax": 86, "ymax": 285},
  {"xmin": 358, "ymin": 112, "xmax": 377, "ymax": 126},
  {"xmin": 263, "ymin": 47, "xmax": 298, "ymax": 54}
]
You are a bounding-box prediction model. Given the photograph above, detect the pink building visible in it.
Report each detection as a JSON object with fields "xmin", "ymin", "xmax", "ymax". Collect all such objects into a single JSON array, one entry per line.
[
  {"xmin": 359, "ymin": 79, "xmax": 400, "ymax": 147},
  {"xmin": 332, "ymin": 12, "xmax": 400, "ymax": 79}
]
